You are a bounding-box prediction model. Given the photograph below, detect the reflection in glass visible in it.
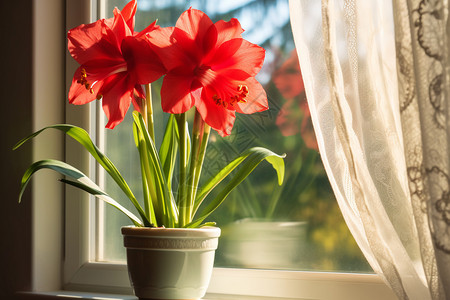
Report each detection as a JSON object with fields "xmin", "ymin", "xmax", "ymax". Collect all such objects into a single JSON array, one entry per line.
[{"xmin": 99, "ymin": 0, "xmax": 371, "ymax": 272}]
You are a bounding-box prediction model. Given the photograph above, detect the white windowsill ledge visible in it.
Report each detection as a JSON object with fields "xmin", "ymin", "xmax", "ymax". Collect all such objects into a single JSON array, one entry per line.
[
  {"xmin": 16, "ymin": 291, "xmax": 298, "ymax": 300},
  {"xmin": 16, "ymin": 269, "xmax": 398, "ymax": 300},
  {"xmin": 16, "ymin": 291, "xmax": 136, "ymax": 300}
]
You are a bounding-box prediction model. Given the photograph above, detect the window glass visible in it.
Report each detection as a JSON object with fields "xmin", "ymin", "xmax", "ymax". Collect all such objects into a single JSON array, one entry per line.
[{"xmin": 100, "ymin": 0, "xmax": 371, "ymax": 272}]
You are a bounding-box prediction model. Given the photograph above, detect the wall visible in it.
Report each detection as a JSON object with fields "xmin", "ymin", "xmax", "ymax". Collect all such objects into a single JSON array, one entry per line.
[
  {"xmin": 0, "ymin": 1, "xmax": 33, "ymax": 299},
  {"xmin": 0, "ymin": 1, "xmax": 66, "ymax": 298}
]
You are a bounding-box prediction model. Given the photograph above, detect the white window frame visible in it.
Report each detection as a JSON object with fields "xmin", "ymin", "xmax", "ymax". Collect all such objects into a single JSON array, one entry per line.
[
  {"xmin": 31, "ymin": 0, "xmax": 66, "ymax": 292},
  {"xmin": 28, "ymin": 0, "xmax": 398, "ymax": 299}
]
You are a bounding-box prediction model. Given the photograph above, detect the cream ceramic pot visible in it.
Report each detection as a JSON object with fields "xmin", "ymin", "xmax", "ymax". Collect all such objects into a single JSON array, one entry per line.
[{"xmin": 122, "ymin": 226, "xmax": 221, "ymax": 300}]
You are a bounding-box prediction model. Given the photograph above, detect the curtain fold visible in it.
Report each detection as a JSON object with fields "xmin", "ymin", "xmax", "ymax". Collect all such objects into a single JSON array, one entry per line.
[{"xmin": 289, "ymin": 0, "xmax": 450, "ymax": 299}]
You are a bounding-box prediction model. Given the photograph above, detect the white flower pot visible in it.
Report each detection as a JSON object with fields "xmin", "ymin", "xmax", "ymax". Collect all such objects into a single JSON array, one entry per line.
[
  {"xmin": 122, "ymin": 226, "xmax": 221, "ymax": 300},
  {"xmin": 221, "ymin": 219, "xmax": 307, "ymax": 269}
]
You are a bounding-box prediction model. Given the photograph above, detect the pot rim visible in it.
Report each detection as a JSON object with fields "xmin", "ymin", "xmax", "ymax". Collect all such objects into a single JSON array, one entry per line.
[{"xmin": 121, "ymin": 225, "xmax": 221, "ymax": 238}]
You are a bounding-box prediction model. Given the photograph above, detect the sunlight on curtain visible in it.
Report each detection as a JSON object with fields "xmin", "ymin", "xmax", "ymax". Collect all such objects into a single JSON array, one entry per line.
[{"xmin": 289, "ymin": 0, "xmax": 450, "ymax": 299}]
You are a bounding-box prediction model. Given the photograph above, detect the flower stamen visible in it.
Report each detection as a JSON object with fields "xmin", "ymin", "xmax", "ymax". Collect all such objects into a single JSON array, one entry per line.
[
  {"xmin": 237, "ymin": 85, "xmax": 249, "ymax": 103},
  {"xmin": 230, "ymin": 85, "xmax": 249, "ymax": 105},
  {"xmin": 212, "ymin": 85, "xmax": 250, "ymax": 108},
  {"xmin": 77, "ymin": 68, "xmax": 95, "ymax": 94},
  {"xmin": 213, "ymin": 94, "xmax": 227, "ymax": 108}
]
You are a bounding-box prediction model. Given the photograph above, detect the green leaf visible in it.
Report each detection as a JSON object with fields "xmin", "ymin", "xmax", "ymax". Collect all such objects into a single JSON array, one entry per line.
[
  {"xmin": 174, "ymin": 114, "xmax": 191, "ymax": 163},
  {"xmin": 14, "ymin": 124, "xmax": 150, "ymax": 226},
  {"xmin": 18, "ymin": 159, "xmax": 143, "ymax": 227},
  {"xmin": 199, "ymin": 222, "xmax": 217, "ymax": 228},
  {"xmin": 61, "ymin": 179, "xmax": 143, "ymax": 227},
  {"xmin": 174, "ymin": 113, "xmax": 192, "ymax": 226},
  {"xmin": 133, "ymin": 122, "xmax": 158, "ymax": 226},
  {"xmin": 191, "ymin": 148, "xmax": 251, "ymax": 212},
  {"xmin": 133, "ymin": 112, "xmax": 178, "ymax": 227},
  {"xmin": 186, "ymin": 147, "xmax": 285, "ymax": 228},
  {"xmin": 159, "ymin": 114, "xmax": 178, "ymax": 191}
]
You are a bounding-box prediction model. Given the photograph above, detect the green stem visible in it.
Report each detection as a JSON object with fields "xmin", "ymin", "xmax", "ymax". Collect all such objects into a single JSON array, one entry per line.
[
  {"xmin": 135, "ymin": 84, "xmax": 157, "ymax": 226},
  {"xmin": 134, "ymin": 121, "xmax": 158, "ymax": 226},
  {"xmin": 138, "ymin": 139, "xmax": 158, "ymax": 226},
  {"xmin": 190, "ymin": 114, "xmax": 210, "ymax": 221},
  {"xmin": 187, "ymin": 115, "xmax": 210, "ymax": 222},
  {"xmin": 138, "ymin": 136, "xmax": 152, "ymax": 221},
  {"xmin": 186, "ymin": 112, "xmax": 202, "ymax": 222},
  {"xmin": 194, "ymin": 124, "xmax": 210, "ymax": 190},
  {"xmin": 144, "ymin": 84, "xmax": 155, "ymax": 141},
  {"xmin": 177, "ymin": 113, "xmax": 188, "ymax": 226}
]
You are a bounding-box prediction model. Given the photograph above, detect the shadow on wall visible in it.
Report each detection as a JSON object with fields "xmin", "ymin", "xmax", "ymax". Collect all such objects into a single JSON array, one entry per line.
[{"xmin": 0, "ymin": 1, "xmax": 34, "ymax": 299}]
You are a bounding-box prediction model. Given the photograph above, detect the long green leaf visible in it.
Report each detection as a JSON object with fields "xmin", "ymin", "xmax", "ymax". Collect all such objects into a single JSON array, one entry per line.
[
  {"xmin": 18, "ymin": 159, "xmax": 143, "ymax": 227},
  {"xmin": 133, "ymin": 124, "xmax": 158, "ymax": 226},
  {"xmin": 186, "ymin": 147, "xmax": 285, "ymax": 228},
  {"xmin": 133, "ymin": 112, "xmax": 178, "ymax": 227},
  {"xmin": 14, "ymin": 124, "xmax": 150, "ymax": 226},
  {"xmin": 134, "ymin": 120, "xmax": 161, "ymax": 223},
  {"xmin": 133, "ymin": 122, "xmax": 158, "ymax": 226},
  {"xmin": 175, "ymin": 113, "xmax": 192, "ymax": 226},
  {"xmin": 159, "ymin": 114, "xmax": 178, "ymax": 191},
  {"xmin": 192, "ymin": 147, "xmax": 254, "ymax": 213},
  {"xmin": 61, "ymin": 179, "xmax": 143, "ymax": 227}
]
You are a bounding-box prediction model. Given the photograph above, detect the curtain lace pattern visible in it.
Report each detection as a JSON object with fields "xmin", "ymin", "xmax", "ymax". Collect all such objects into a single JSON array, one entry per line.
[{"xmin": 289, "ymin": 0, "xmax": 450, "ymax": 299}]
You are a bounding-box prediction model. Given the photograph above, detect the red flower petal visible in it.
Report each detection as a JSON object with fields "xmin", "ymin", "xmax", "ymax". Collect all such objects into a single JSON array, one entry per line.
[
  {"xmin": 100, "ymin": 73, "xmax": 133, "ymax": 129},
  {"xmin": 109, "ymin": 11, "xmax": 133, "ymax": 49},
  {"xmin": 146, "ymin": 27, "xmax": 197, "ymax": 71},
  {"xmin": 208, "ymin": 39, "xmax": 265, "ymax": 76},
  {"xmin": 121, "ymin": 36, "xmax": 166, "ymax": 84},
  {"xmin": 235, "ymin": 77, "xmax": 268, "ymax": 114},
  {"xmin": 196, "ymin": 88, "xmax": 236, "ymax": 137},
  {"xmin": 132, "ymin": 84, "xmax": 145, "ymax": 112},
  {"xmin": 214, "ymin": 18, "xmax": 244, "ymax": 47},
  {"xmin": 116, "ymin": 0, "xmax": 136, "ymax": 32},
  {"xmin": 161, "ymin": 73, "xmax": 196, "ymax": 114},
  {"xmin": 202, "ymin": 22, "xmax": 218, "ymax": 56},
  {"xmin": 81, "ymin": 58, "xmax": 127, "ymax": 81},
  {"xmin": 134, "ymin": 20, "xmax": 158, "ymax": 38},
  {"xmin": 175, "ymin": 8, "xmax": 214, "ymax": 47},
  {"xmin": 68, "ymin": 20, "xmax": 121, "ymax": 64},
  {"xmin": 68, "ymin": 67, "xmax": 102, "ymax": 105}
]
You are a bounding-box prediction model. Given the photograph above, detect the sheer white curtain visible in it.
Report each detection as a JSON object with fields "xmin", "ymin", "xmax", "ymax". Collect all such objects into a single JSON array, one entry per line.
[{"xmin": 289, "ymin": 0, "xmax": 450, "ymax": 299}]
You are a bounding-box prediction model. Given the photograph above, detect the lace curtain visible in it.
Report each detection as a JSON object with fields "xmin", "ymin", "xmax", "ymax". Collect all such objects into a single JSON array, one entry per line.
[{"xmin": 289, "ymin": 0, "xmax": 450, "ymax": 299}]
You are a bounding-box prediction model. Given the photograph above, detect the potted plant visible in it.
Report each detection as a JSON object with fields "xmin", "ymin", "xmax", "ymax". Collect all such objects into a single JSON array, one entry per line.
[{"xmin": 14, "ymin": 1, "xmax": 285, "ymax": 299}]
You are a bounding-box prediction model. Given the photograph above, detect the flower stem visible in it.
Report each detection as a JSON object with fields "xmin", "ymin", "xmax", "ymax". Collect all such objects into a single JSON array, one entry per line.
[
  {"xmin": 137, "ymin": 84, "xmax": 157, "ymax": 225},
  {"xmin": 177, "ymin": 113, "xmax": 188, "ymax": 226},
  {"xmin": 193, "ymin": 123, "xmax": 210, "ymax": 193},
  {"xmin": 187, "ymin": 111, "xmax": 210, "ymax": 221},
  {"xmin": 136, "ymin": 131, "xmax": 158, "ymax": 226},
  {"xmin": 144, "ymin": 84, "xmax": 155, "ymax": 141}
]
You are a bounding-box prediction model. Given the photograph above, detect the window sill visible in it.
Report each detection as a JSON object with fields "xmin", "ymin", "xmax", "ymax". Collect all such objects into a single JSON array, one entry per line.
[
  {"xmin": 16, "ymin": 272, "xmax": 398, "ymax": 300},
  {"xmin": 16, "ymin": 291, "xmax": 299, "ymax": 300},
  {"xmin": 16, "ymin": 291, "xmax": 136, "ymax": 300},
  {"xmin": 17, "ymin": 268, "xmax": 398, "ymax": 300}
]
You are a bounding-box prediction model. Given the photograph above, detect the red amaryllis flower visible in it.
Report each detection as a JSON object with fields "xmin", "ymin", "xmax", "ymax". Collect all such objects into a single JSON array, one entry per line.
[
  {"xmin": 273, "ymin": 50, "xmax": 305, "ymax": 99},
  {"xmin": 147, "ymin": 8, "xmax": 268, "ymax": 136},
  {"xmin": 273, "ymin": 50, "xmax": 318, "ymax": 150},
  {"xmin": 68, "ymin": 0, "xmax": 166, "ymax": 129}
]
